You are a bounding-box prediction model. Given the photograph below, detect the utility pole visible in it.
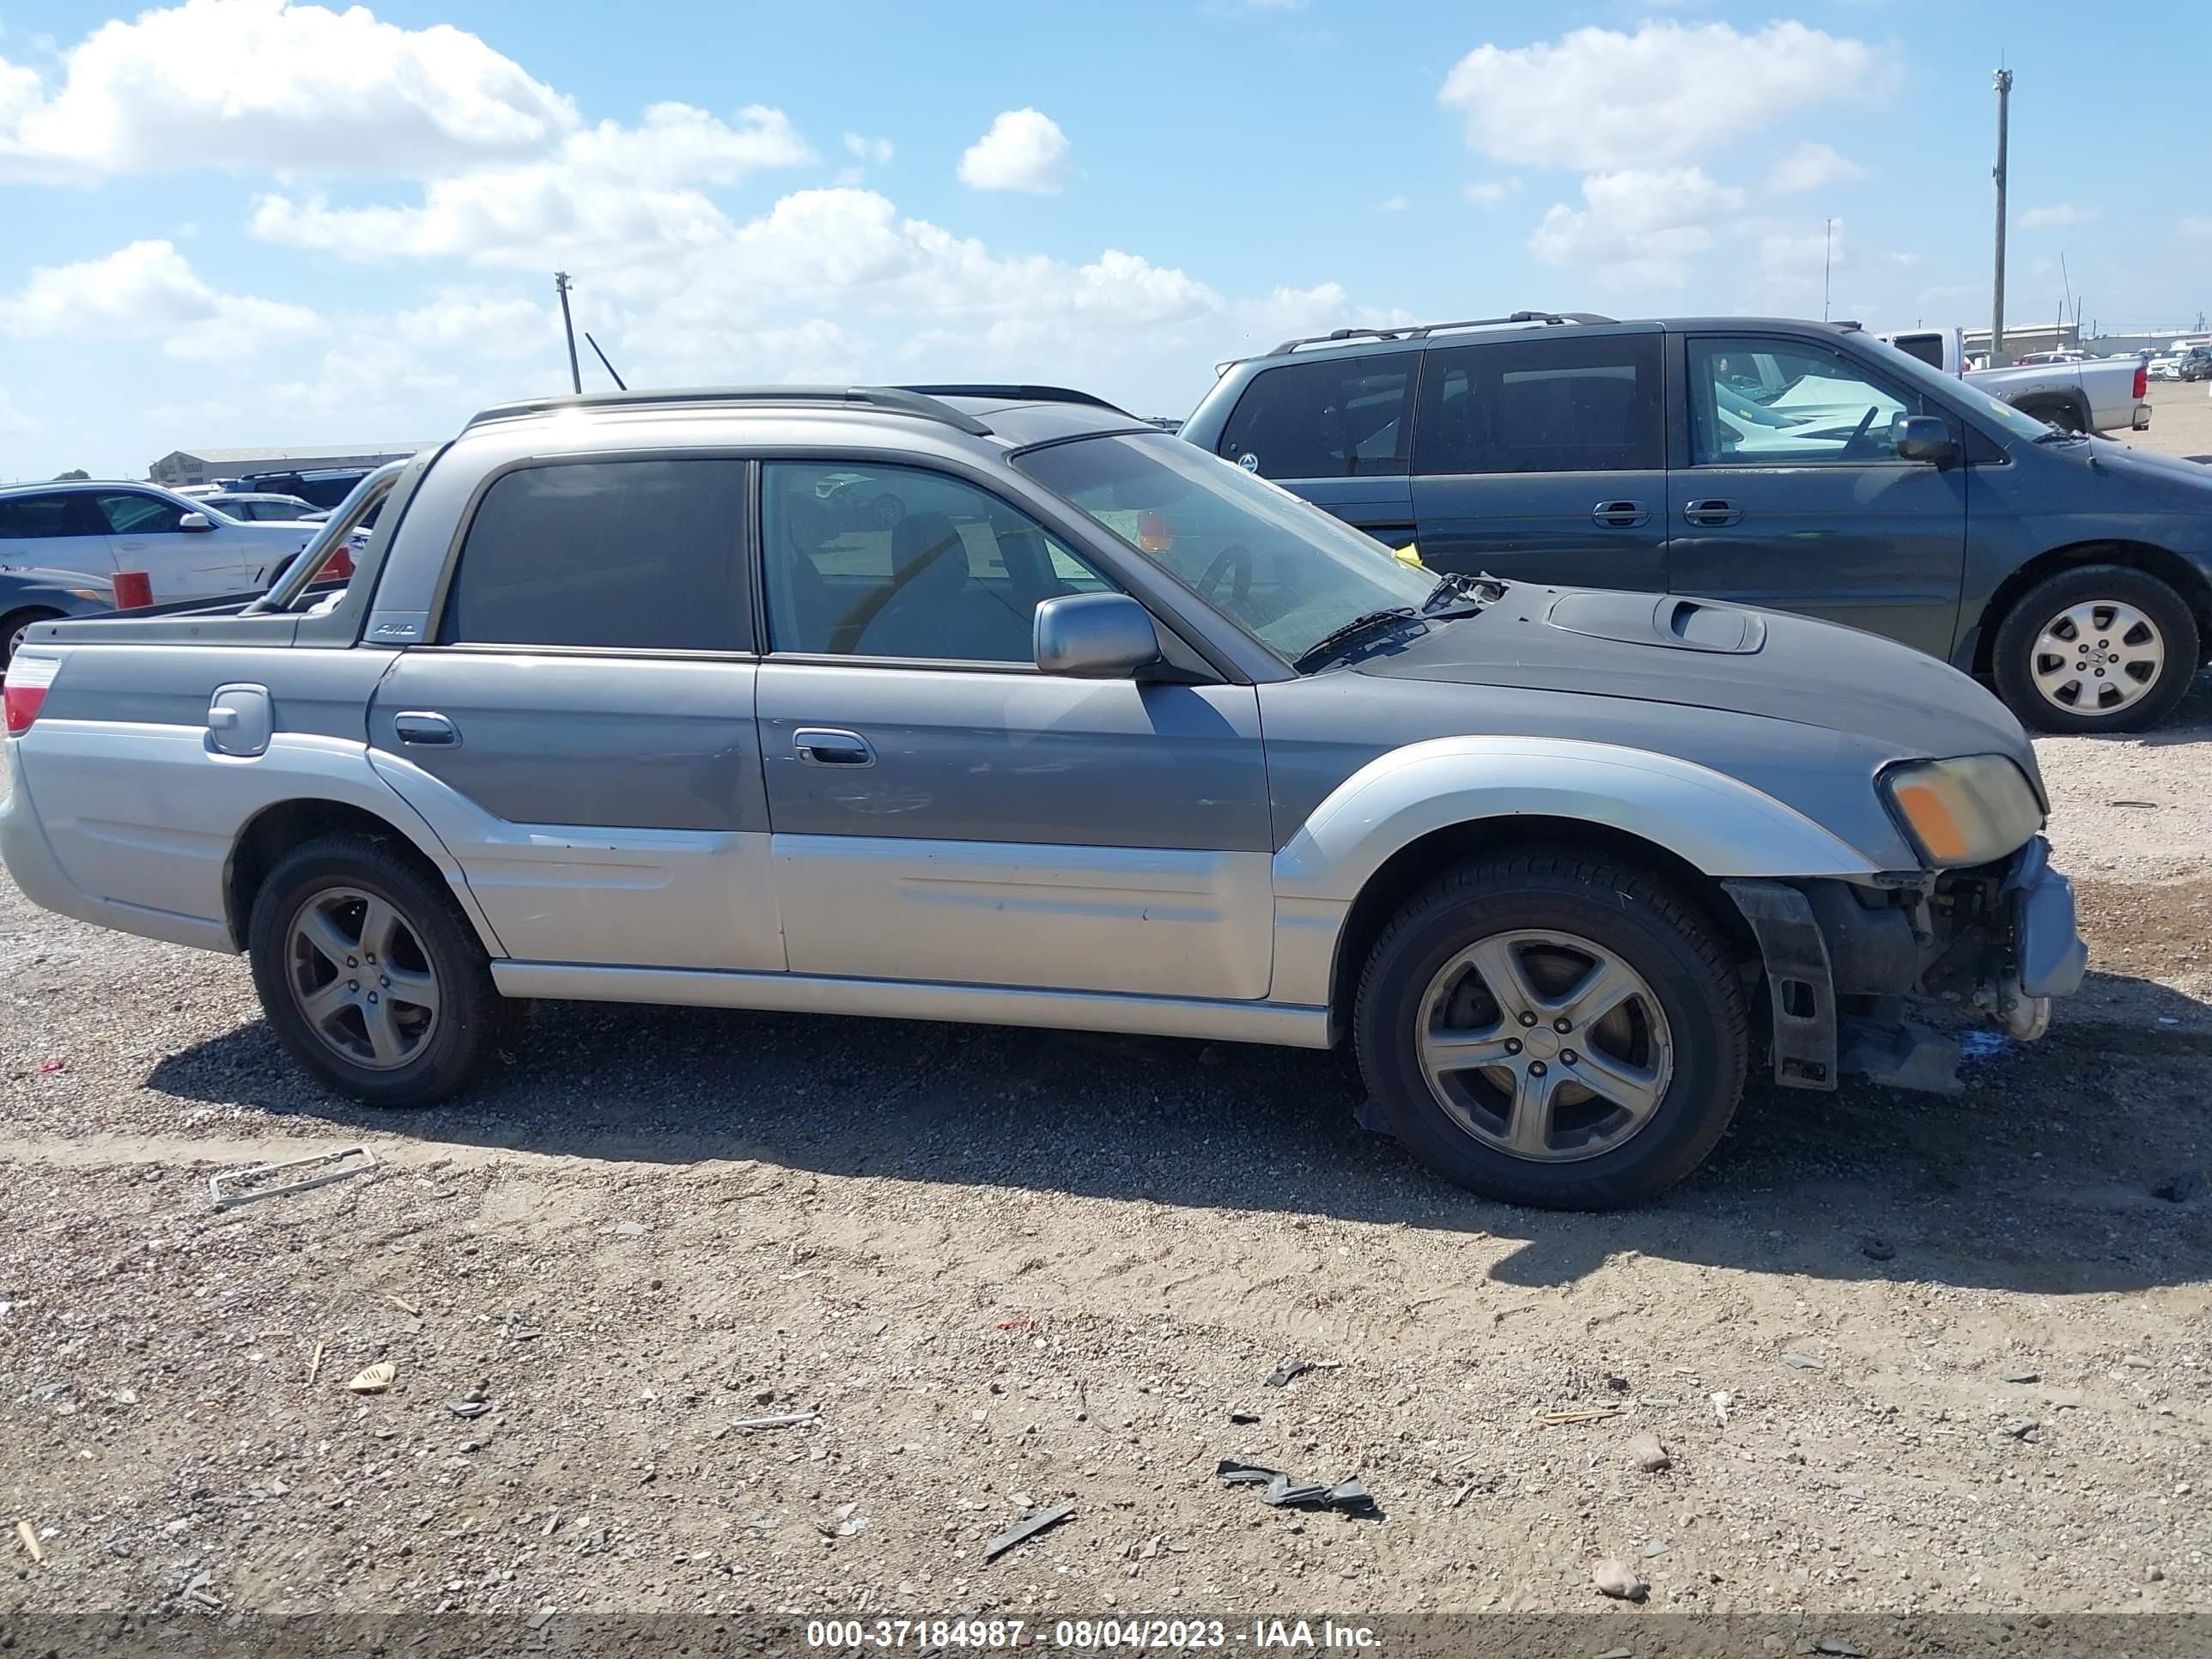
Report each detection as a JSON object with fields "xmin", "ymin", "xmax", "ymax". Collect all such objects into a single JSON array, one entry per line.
[
  {"xmin": 1823, "ymin": 218, "xmax": 1833, "ymax": 322},
  {"xmin": 553, "ymin": 270, "xmax": 581, "ymax": 395},
  {"xmin": 1991, "ymin": 68, "xmax": 2013, "ymax": 366}
]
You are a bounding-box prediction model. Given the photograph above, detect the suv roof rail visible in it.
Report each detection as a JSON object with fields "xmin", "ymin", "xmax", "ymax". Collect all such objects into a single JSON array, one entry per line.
[
  {"xmin": 1263, "ymin": 309, "xmax": 1619, "ymax": 356},
  {"xmin": 463, "ymin": 385, "xmax": 994, "ymax": 436},
  {"xmin": 897, "ymin": 383, "xmax": 1132, "ymax": 416}
]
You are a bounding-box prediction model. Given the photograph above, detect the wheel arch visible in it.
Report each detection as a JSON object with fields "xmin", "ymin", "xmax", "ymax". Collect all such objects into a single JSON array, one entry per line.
[
  {"xmin": 2006, "ymin": 390, "xmax": 2089, "ymax": 430},
  {"xmin": 1971, "ymin": 541, "xmax": 2212, "ymax": 678},
  {"xmin": 226, "ymin": 798, "xmax": 495, "ymax": 955}
]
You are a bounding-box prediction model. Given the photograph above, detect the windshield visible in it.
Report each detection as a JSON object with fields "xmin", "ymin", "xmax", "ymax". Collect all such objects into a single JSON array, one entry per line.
[
  {"xmin": 1015, "ymin": 431, "xmax": 1434, "ymax": 664},
  {"xmin": 1861, "ymin": 335, "xmax": 2059, "ymax": 443}
]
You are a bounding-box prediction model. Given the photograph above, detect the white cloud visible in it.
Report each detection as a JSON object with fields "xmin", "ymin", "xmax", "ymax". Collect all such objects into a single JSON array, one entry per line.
[
  {"xmin": 0, "ymin": 0, "xmax": 577, "ymax": 180},
  {"xmin": 0, "ymin": 240, "xmax": 322, "ymax": 361},
  {"xmin": 2182, "ymin": 216, "xmax": 2212, "ymax": 241},
  {"xmin": 842, "ymin": 132, "xmax": 893, "ymax": 166},
  {"xmin": 1767, "ymin": 141, "xmax": 1865, "ymax": 193},
  {"xmin": 2020, "ymin": 204, "xmax": 2097, "ymax": 229},
  {"xmin": 0, "ymin": 388, "xmax": 35, "ymax": 436},
  {"xmin": 252, "ymin": 102, "xmax": 812, "ymax": 265},
  {"xmin": 1439, "ymin": 21, "xmax": 1889, "ymax": 170},
  {"xmin": 1530, "ymin": 167, "xmax": 1745, "ymax": 289},
  {"xmin": 957, "ymin": 108, "xmax": 1070, "ymax": 193},
  {"xmin": 1463, "ymin": 179, "xmax": 1522, "ymax": 205},
  {"xmin": 393, "ymin": 290, "xmax": 560, "ymax": 360},
  {"xmin": 1376, "ymin": 195, "xmax": 1408, "ymax": 212}
]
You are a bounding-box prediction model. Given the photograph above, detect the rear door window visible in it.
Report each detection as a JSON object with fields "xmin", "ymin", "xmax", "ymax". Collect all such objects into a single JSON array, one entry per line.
[
  {"xmin": 0, "ymin": 492, "xmax": 106, "ymax": 538},
  {"xmin": 1215, "ymin": 352, "xmax": 1418, "ymax": 480},
  {"xmin": 441, "ymin": 459, "xmax": 751, "ymax": 651},
  {"xmin": 1414, "ymin": 333, "xmax": 1664, "ymax": 475}
]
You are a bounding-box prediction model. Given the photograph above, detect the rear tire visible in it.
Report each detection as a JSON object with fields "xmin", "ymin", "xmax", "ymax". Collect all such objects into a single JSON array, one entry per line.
[
  {"xmin": 1353, "ymin": 852, "xmax": 1747, "ymax": 1210},
  {"xmin": 1991, "ymin": 564, "xmax": 2198, "ymax": 733},
  {"xmin": 2, "ymin": 607, "xmax": 63, "ymax": 669},
  {"xmin": 247, "ymin": 833, "xmax": 523, "ymax": 1107}
]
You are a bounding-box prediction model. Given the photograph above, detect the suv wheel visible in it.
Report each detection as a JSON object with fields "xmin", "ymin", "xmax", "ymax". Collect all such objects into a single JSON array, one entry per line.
[
  {"xmin": 247, "ymin": 833, "xmax": 523, "ymax": 1107},
  {"xmin": 1992, "ymin": 564, "xmax": 2199, "ymax": 733},
  {"xmin": 1355, "ymin": 853, "xmax": 1747, "ymax": 1210},
  {"xmin": 2, "ymin": 608, "xmax": 63, "ymax": 669}
]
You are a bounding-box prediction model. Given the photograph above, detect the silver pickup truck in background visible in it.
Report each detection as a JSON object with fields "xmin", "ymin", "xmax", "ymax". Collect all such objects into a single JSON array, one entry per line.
[{"xmin": 1880, "ymin": 327, "xmax": 2152, "ymax": 435}]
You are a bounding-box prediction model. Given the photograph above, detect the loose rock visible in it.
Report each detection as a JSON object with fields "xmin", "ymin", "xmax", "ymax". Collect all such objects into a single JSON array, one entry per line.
[{"xmin": 1592, "ymin": 1559, "xmax": 1648, "ymax": 1601}]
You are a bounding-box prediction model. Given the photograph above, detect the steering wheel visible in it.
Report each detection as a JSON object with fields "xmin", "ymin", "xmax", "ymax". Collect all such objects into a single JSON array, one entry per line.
[
  {"xmin": 1194, "ymin": 542, "xmax": 1253, "ymax": 609},
  {"xmin": 1838, "ymin": 405, "xmax": 1880, "ymax": 460}
]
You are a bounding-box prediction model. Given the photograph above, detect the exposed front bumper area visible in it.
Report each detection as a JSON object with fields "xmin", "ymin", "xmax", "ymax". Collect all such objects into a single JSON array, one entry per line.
[{"xmin": 1724, "ymin": 834, "xmax": 2087, "ymax": 1096}]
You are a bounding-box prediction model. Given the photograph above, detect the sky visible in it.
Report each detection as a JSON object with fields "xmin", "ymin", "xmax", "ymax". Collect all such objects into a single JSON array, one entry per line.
[{"xmin": 0, "ymin": 0, "xmax": 2207, "ymax": 480}]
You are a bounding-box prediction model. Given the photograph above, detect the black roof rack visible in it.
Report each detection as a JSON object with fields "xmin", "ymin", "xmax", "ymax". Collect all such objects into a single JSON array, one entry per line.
[
  {"xmin": 1265, "ymin": 310, "xmax": 1619, "ymax": 356},
  {"xmin": 464, "ymin": 385, "xmax": 992, "ymax": 436},
  {"xmin": 898, "ymin": 383, "xmax": 1132, "ymax": 416}
]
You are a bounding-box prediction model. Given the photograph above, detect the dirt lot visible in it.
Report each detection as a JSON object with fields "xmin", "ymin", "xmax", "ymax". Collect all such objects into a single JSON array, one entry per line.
[
  {"xmin": 2136, "ymin": 378, "xmax": 2212, "ymax": 464},
  {"xmin": 3, "ymin": 489, "xmax": 2209, "ymax": 1632}
]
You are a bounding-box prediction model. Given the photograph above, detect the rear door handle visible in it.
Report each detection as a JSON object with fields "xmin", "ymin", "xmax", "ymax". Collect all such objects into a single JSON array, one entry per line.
[
  {"xmin": 1682, "ymin": 498, "xmax": 1742, "ymax": 527},
  {"xmin": 794, "ymin": 727, "xmax": 875, "ymax": 767},
  {"xmin": 393, "ymin": 710, "xmax": 460, "ymax": 747},
  {"xmin": 1591, "ymin": 499, "xmax": 1650, "ymax": 528}
]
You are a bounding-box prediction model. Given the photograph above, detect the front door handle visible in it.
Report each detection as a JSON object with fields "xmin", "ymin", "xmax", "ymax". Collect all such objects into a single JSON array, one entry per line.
[
  {"xmin": 1592, "ymin": 499, "xmax": 1650, "ymax": 528},
  {"xmin": 393, "ymin": 710, "xmax": 460, "ymax": 747},
  {"xmin": 794, "ymin": 727, "xmax": 875, "ymax": 767},
  {"xmin": 1682, "ymin": 498, "xmax": 1741, "ymax": 527}
]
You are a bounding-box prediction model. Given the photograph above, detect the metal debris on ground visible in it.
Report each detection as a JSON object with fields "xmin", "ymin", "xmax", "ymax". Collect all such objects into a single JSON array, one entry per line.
[
  {"xmin": 983, "ymin": 1503, "xmax": 1073, "ymax": 1561},
  {"xmin": 1262, "ymin": 1359, "xmax": 1316, "ymax": 1388},
  {"xmin": 306, "ymin": 1341, "xmax": 325, "ymax": 1388},
  {"xmin": 1534, "ymin": 1404, "xmax": 1625, "ymax": 1426},
  {"xmin": 2004, "ymin": 1370, "xmax": 2040, "ymax": 1384},
  {"xmin": 1228, "ymin": 1411, "xmax": 1260, "ymax": 1425},
  {"xmin": 447, "ymin": 1399, "xmax": 491, "ymax": 1418},
  {"xmin": 1449, "ymin": 1481, "xmax": 1474, "ymax": 1509},
  {"xmin": 730, "ymin": 1411, "xmax": 819, "ymax": 1431},
  {"xmin": 343, "ymin": 1362, "xmax": 396, "ymax": 1395},
  {"xmin": 15, "ymin": 1520, "xmax": 46, "ymax": 1564},
  {"xmin": 209, "ymin": 1146, "xmax": 375, "ymax": 1212},
  {"xmin": 384, "ymin": 1293, "xmax": 420, "ymax": 1316},
  {"xmin": 1783, "ymin": 1351, "xmax": 1826, "ymax": 1370},
  {"xmin": 1213, "ymin": 1460, "xmax": 1376, "ymax": 1516}
]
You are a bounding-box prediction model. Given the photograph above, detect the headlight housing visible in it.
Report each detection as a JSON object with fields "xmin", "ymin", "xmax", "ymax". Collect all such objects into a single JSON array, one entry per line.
[{"xmin": 1881, "ymin": 755, "xmax": 2045, "ymax": 867}]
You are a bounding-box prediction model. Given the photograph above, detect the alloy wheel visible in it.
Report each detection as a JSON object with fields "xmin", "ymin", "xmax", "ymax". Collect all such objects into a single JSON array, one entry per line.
[
  {"xmin": 2029, "ymin": 600, "xmax": 2165, "ymax": 718},
  {"xmin": 284, "ymin": 886, "xmax": 441, "ymax": 1070}
]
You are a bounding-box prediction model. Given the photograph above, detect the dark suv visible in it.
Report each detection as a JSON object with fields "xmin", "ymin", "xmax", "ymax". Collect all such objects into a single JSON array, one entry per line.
[{"xmin": 1180, "ymin": 312, "xmax": 2212, "ymax": 732}]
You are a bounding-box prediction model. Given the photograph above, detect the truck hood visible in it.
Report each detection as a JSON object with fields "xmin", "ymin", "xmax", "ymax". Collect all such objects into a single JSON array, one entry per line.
[{"xmin": 1354, "ymin": 583, "xmax": 2034, "ymax": 768}]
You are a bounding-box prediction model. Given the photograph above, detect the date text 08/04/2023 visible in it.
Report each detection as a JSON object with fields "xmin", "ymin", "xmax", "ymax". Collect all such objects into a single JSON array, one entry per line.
[{"xmin": 805, "ymin": 1619, "xmax": 1382, "ymax": 1650}]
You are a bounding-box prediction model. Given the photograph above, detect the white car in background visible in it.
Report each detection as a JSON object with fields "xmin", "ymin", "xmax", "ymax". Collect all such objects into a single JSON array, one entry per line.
[
  {"xmin": 0, "ymin": 479, "xmax": 319, "ymax": 604},
  {"xmin": 198, "ymin": 490, "xmax": 325, "ymax": 522},
  {"xmin": 2148, "ymin": 352, "xmax": 2182, "ymax": 382}
]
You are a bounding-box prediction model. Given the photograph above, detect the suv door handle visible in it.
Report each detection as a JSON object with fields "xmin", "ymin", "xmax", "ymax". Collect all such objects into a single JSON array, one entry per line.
[
  {"xmin": 1682, "ymin": 498, "xmax": 1741, "ymax": 527},
  {"xmin": 794, "ymin": 727, "xmax": 875, "ymax": 767},
  {"xmin": 1591, "ymin": 499, "xmax": 1650, "ymax": 528},
  {"xmin": 393, "ymin": 711, "xmax": 460, "ymax": 747}
]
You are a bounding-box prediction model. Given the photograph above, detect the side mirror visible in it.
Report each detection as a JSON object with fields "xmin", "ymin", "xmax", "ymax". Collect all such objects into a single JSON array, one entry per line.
[
  {"xmin": 1893, "ymin": 415, "xmax": 1957, "ymax": 464},
  {"xmin": 178, "ymin": 512, "xmax": 213, "ymax": 532},
  {"xmin": 1034, "ymin": 592, "xmax": 1160, "ymax": 678}
]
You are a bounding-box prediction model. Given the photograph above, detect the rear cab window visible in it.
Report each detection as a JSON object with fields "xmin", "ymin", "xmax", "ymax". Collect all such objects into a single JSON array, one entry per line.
[
  {"xmin": 1215, "ymin": 352, "xmax": 1418, "ymax": 480},
  {"xmin": 440, "ymin": 459, "xmax": 751, "ymax": 652}
]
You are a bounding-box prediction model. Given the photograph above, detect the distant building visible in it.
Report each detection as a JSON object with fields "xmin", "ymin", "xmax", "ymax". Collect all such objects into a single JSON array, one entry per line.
[
  {"xmin": 147, "ymin": 444, "xmax": 430, "ymax": 486},
  {"xmin": 1960, "ymin": 322, "xmax": 2080, "ymax": 362}
]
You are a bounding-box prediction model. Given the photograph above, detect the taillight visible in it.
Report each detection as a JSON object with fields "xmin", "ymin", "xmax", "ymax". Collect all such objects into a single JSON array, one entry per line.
[
  {"xmin": 3, "ymin": 653, "xmax": 58, "ymax": 734},
  {"xmin": 2134, "ymin": 362, "xmax": 2148, "ymax": 400},
  {"xmin": 325, "ymin": 546, "xmax": 355, "ymax": 580}
]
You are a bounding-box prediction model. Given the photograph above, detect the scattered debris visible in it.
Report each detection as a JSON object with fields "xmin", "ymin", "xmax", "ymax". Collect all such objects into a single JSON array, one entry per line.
[
  {"xmin": 1228, "ymin": 1410, "xmax": 1260, "ymax": 1425},
  {"xmin": 1214, "ymin": 1461, "xmax": 1376, "ymax": 1516},
  {"xmin": 1591, "ymin": 1558, "xmax": 1648, "ymax": 1601},
  {"xmin": 1710, "ymin": 1390, "xmax": 1733, "ymax": 1427},
  {"xmin": 447, "ymin": 1399, "xmax": 491, "ymax": 1419},
  {"xmin": 1626, "ymin": 1431, "xmax": 1671, "ymax": 1473},
  {"xmin": 1594, "ymin": 1650, "xmax": 1635, "ymax": 1659},
  {"xmin": 731, "ymin": 1411, "xmax": 819, "ymax": 1431},
  {"xmin": 1857, "ymin": 1234, "xmax": 1896, "ymax": 1261},
  {"xmin": 383, "ymin": 1293, "xmax": 420, "ymax": 1316},
  {"xmin": 611, "ymin": 1221, "xmax": 647, "ymax": 1237},
  {"xmin": 2004, "ymin": 1370, "xmax": 2041, "ymax": 1385},
  {"xmin": 994, "ymin": 1316, "xmax": 1033, "ymax": 1332},
  {"xmin": 1783, "ymin": 1351, "xmax": 1826, "ymax": 1370},
  {"xmin": 1449, "ymin": 1481, "xmax": 1474, "ymax": 1509},
  {"xmin": 983, "ymin": 1503, "xmax": 1073, "ymax": 1561},
  {"xmin": 343, "ymin": 1363, "xmax": 396, "ymax": 1395},
  {"xmin": 39, "ymin": 1059, "xmax": 68, "ymax": 1075},
  {"xmin": 529, "ymin": 1607, "xmax": 556, "ymax": 1632},
  {"xmin": 2151, "ymin": 1170, "xmax": 2201, "ymax": 1204},
  {"xmin": 1535, "ymin": 1404, "xmax": 1626, "ymax": 1426},
  {"xmin": 306, "ymin": 1341, "xmax": 325, "ymax": 1388},
  {"xmin": 1262, "ymin": 1359, "xmax": 1315, "ymax": 1389},
  {"xmin": 15, "ymin": 1520, "xmax": 46, "ymax": 1564},
  {"xmin": 1814, "ymin": 1638, "xmax": 1866, "ymax": 1656},
  {"xmin": 209, "ymin": 1146, "xmax": 375, "ymax": 1212}
]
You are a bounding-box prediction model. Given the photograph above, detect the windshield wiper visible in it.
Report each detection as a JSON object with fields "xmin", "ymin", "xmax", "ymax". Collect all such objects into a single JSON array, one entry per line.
[
  {"xmin": 1420, "ymin": 570, "xmax": 1505, "ymax": 611},
  {"xmin": 1293, "ymin": 607, "xmax": 1419, "ymax": 672}
]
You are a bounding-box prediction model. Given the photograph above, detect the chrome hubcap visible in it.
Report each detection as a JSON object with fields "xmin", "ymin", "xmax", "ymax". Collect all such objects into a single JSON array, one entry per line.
[
  {"xmin": 285, "ymin": 886, "xmax": 441, "ymax": 1070},
  {"xmin": 2030, "ymin": 600, "xmax": 2164, "ymax": 716},
  {"xmin": 1416, "ymin": 929, "xmax": 1673, "ymax": 1164}
]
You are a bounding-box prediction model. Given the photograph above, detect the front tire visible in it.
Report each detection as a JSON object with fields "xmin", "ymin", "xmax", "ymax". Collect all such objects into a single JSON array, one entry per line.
[
  {"xmin": 1991, "ymin": 564, "xmax": 2198, "ymax": 733},
  {"xmin": 247, "ymin": 833, "xmax": 522, "ymax": 1107},
  {"xmin": 1354, "ymin": 853, "xmax": 1747, "ymax": 1210}
]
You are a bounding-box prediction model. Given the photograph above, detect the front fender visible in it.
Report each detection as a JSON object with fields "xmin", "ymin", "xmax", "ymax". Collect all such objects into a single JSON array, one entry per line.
[{"xmin": 1267, "ymin": 737, "xmax": 1879, "ymax": 1008}]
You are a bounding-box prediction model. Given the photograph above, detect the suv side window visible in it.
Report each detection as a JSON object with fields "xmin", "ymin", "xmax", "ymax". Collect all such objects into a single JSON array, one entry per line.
[
  {"xmin": 761, "ymin": 461, "xmax": 1115, "ymax": 664},
  {"xmin": 441, "ymin": 459, "xmax": 751, "ymax": 651},
  {"xmin": 1688, "ymin": 337, "xmax": 1933, "ymax": 466},
  {"xmin": 95, "ymin": 491, "xmax": 188, "ymax": 534},
  {"xmin": 1414, "ymin": 334, "xmax": 1663, "ymax": 476},
  {"xmin": 0, "ymin": 491, "xmax": 105, "ymax": 538},
  {"xmin": 1216, "ymin": 352, "xmax": 1417, "ymax": 480}
]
